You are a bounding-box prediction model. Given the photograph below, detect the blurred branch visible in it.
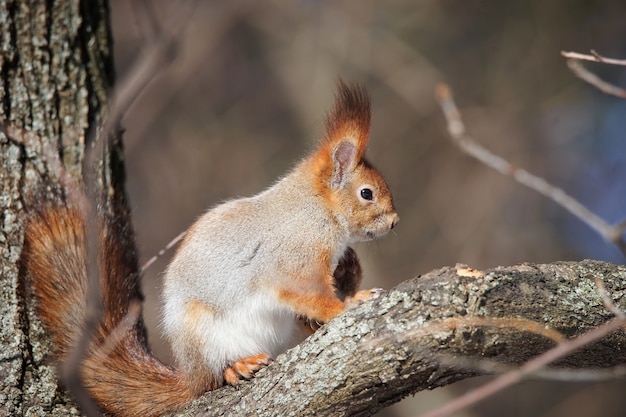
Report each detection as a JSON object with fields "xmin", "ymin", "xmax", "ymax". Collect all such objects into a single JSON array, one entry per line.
[
  {"xmin": 130, "ymin": 0, "xmax": 162, "ymax": 42},
  {"xmin": 561, "ymin": 50, "xmax": 626, "ymax": 66},
  {"xmin": 125, "ymin": 3, "xmax": 254, "ymax": 153},
  {"xmin": 434, "ymin": 83, "xmax": 626, "ymax": 256},
  {"xmin": 140, "ymin": 230, "xmax": 186, "ymax": 273},
  {"xmin": 562, "ymin": 50, "xmax": 626, "ymax": 98},
  {"xmin": 98, "ymin": 0, "xmax": 197, "ymax": 142},
  {"xmin": 595, "ymin": 277, "xmax": 626, "ymax": 319},
  {"xmin": 63, "ymin": 1, "xmax": 198, "ymax": 415},
  {"xmin": 419, "ymin": 317, "xmax": 626, "ymax": 417},
  {"xmin": 565, "ymin": 59, "xmax": 626, "ymax": 99},
  {"xmin": 418, "ymin": 277, "xmax": 626, "ymax": 417},
  {"xmin": 428, "ymin": 77, "xmax": 626, "ymax": 416},
  {"xmin": 426, "ymin": 350, "xmax": 626, "ymax": 383}
]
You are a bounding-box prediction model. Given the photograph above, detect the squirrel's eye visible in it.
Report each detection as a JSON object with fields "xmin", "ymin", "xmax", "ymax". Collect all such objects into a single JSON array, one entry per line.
[{"xmin": 360, "ymin": 188, "xmax": 374, "ymax": 201}]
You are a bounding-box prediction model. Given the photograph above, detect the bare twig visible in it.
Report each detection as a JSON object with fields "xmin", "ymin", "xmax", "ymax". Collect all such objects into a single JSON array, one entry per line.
[
  {"xmin": 594, "ymin": 277, "xmax": 626, "ymax": 319},
  {"xmin": 140, "ymin": 230, "xmax": 186, "ymax": 273},
  {"xmin": 96, "ymin": 0, "xmax": 198, "ymax": 150},
  {"xmin": 534, "ymin": 365, "xmax": 626, "ymax": 382},
  {"xmin": 414, "ymin": 253, "xmax": 626, "ymax": 417},
  {"xmin": 562, "ymin": 50, "xmax": 626, "ymax": 99},
  {"xmin": 432, "ymin": 351, "xmax": 626, "ymax": 383},
  {"xmin": 92, "ymin": 300, "xmax": 142, "ymax": 359},
  {"xmin": 418, "ymin": 316, "xmax": 626, "ymax": 417},
  {"xmin": 565, "ymin": 59, "xmax": 626, "ymax": 99},
  {"xmin": 561, "ymin": 50, "xmax": 626, "ymax": 66},
  {"xmin": 130, "ymin": 0, "xmax": 162, "ymax": 42},
  {"xmin": 60, "ymin": 2, "xmax": 198, "ymax": 415},
  {"xmin": 434, "ymin": 83, "xmax": 626, "ymax": 256}
]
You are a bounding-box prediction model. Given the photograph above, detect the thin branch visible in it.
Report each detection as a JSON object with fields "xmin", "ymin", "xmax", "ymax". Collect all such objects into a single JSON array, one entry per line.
[
  {"xmin": 417, "ymin": 316, "xmax": 626, "ymax": 417},
  {"xmin": 534, "ymin": 366, "xmax": 626, "ymax": 382},
  {"xmin": 434, "ymin": 83, "xmax": 626, "ymax": 256},
  {"xmin": 565, "ymin": 59, "xmax": 626, "ymax": 99},
  {"xmin": 415, "ymin": 264, "xmax": 626, "ymax": 417},
  {"xmin": 92, "ymin": 300, "xmax": 142, "ymax": 359},
  {"xmin": 63, "ymin": 178, "xmax": 100, "ymax": 417},
  {"xmin": 428, "ymin": 72, "xmax": 626, "ymax": 417},
  {"xmin": 129, "ymin": 0, "xmax": 162, "ymax": 43},
  {"xmin": 96, "ymin": 0, "xmax": 198, "ymax": 152},
  {"xmin": 140, "ymin": 230, "xmax": 186, "ymax": 273},
  {"xmin": 562, "ymin": 50, "xmax": 626, "ymax": 99},
  {"xmin": 595, "ymin": 277, "xmax": 626, "ymax": 319},
  {"xmin": 561, "ymin": 50, "xmax": 626, "ymax": 66},
  {"xmin": 431, "ymin": 352, "xmax": 626, "ymax": 383},
  {"xmin": 60, "ymin": 2, "xmax": 198, "ymax": 415}
]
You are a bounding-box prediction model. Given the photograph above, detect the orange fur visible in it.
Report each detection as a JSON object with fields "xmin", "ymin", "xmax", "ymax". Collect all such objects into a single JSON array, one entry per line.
[
  {"xmin": 21, "ymin": 206, "xmax": 88, "ymax": 359},
  {"xmin": 308, "ymin": 81, "xmax": 371, "ymax": 201},
  {"xmin": 186, "ymin": 299, "xmax": 219, "ymax": 320},
  {"xmin": 322, "ymin": 80, "xmax": 370, "ymax": 160},
  {"xmin": 278, "ymin": 288, "xmax": 345, "ymax": 324},
  {"xmin": 273, "ymin": 248, "xmax": 347, "ymax": 323},
  {"xmin": 21, "ymin": 205, "xmax": 197, "ymax": 417},
  {"xmin": 223, "ymin": 354, "xmax": 272, "ymax": 385}
]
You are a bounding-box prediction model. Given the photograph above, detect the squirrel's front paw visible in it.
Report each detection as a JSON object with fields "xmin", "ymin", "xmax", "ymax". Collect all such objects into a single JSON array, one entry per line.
[{"xmin": 345, "ymin": 287, "xmax": 386, "ymax": 310}]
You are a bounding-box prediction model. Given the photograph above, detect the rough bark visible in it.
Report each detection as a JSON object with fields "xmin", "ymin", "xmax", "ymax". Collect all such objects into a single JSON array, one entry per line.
[
  {"xmin": 0, "ymin": 1, "xmax": 129, "ymax": 415},
  {"xmin": 177, "ymin": 260, "xmax": 626, "ymax": 417}
]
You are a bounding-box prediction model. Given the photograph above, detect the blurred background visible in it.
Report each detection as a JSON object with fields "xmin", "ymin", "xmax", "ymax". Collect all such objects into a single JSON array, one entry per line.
[{"xmin": 110, "ymin": 1, "xmax": 626, "ymax": 416}]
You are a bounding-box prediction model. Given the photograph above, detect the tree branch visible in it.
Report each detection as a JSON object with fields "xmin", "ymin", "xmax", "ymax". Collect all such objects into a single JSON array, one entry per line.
[
  {"xmin": 165, "ymin": 259, "xmax": 626, "ymax": 417},
  {"xmin": 565, "ymin": 59, "xmax": 626, "ymax": 99},
  {"xmin": 561, "ymin": 50, "xmax": 626, "ymax": 66},
  {"xmin": 434, "ymin": 83, "xmax": 626, "ymax": 255}
]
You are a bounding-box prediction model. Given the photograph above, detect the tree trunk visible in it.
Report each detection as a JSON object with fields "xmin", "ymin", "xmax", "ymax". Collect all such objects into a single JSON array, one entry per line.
[{"xmin": 0, "ymin": 0, "xmax": 127, "ymax": 415}]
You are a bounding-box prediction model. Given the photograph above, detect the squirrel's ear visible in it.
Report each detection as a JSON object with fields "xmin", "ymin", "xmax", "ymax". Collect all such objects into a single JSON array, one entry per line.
[
  {"xmin": 311, "ymin": 81, "xmax": 371, "ymax": 190},
  {"xmin": 323, "ymin": 80, "xmax": 370, "ymax": 161},
  {"xmin": 330, "ymin": 140, "xmax": 357, "ymax": 189}
]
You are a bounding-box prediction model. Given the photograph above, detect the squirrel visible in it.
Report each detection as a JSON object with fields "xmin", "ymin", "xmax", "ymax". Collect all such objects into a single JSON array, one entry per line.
[{"xmin": 20, "ymin": 81, "xmax": 399, "ymax": 417}]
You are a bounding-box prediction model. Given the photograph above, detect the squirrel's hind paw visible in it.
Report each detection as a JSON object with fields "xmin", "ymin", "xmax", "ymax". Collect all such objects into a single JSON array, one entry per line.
[{"xmin": 224, "ymin": 353, "xmax": 273, "ymax": 386}]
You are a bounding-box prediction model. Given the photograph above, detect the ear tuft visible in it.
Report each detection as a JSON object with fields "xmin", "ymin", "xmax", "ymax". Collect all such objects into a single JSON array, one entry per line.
[
  {"xmin": 323, "ymin": 80, "xmax": 371, "ymax": 160},
  {"xmin": 330, "ymin": 140, "xmax": 357, "ymax": 189}
]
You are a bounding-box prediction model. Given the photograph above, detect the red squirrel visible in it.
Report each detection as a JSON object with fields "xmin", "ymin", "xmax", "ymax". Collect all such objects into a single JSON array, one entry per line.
[{"xmin": 20, "ymin": 81, "xmax": 399, "ymax": 416}]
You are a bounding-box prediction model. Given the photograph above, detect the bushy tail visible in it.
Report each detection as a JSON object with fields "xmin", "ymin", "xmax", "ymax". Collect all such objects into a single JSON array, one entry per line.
[{"xmin": 21, "ymin": 205, "xmax": 196, "ymax": 416}]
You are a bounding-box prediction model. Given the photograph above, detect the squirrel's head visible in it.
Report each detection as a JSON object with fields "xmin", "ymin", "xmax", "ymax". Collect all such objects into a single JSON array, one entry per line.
[{"xmin": 310, "ymin": 81, "xmax": 399, "ymax": 242}]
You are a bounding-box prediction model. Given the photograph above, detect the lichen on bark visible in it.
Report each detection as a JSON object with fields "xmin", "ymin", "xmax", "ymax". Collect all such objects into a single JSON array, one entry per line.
[{"xmin": 0, "ymin": 0, "xmax": 120, "ymax": 415}]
